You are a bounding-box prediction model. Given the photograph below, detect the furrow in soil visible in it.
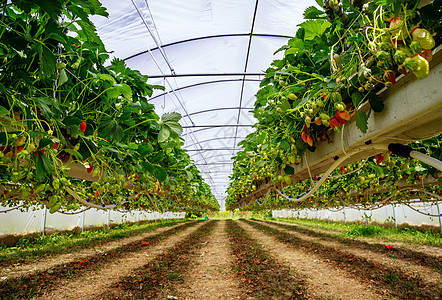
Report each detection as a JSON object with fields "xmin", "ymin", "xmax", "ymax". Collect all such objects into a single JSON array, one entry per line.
[{"xmin": 239, "ymin": 220, "xmax": 385, "ymax": 300}]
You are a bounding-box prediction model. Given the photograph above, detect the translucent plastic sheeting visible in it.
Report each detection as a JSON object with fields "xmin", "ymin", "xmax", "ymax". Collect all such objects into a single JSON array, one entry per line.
[
  {"xmin": 272, "ymin": 204, "xmax": 440, "ymax": 227},
  {"xmin": 0, "ymin": 205, "xmax": 185, "ymax": 235},
  {"xmin": 92, "ymin": 0, "xmax": 317, "ymax": 205}
]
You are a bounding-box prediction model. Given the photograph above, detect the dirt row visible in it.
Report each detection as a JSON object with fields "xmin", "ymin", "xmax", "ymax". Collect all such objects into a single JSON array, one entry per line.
[{"xmin": 0, "ymin": 219, "xmax": 440, "ymax": 299}]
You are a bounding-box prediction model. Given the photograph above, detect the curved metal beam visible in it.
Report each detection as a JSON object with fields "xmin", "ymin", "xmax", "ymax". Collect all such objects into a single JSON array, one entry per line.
[
  {"xmin": 183, "ymin": 124, "xmax": 253, "ymax": 129},
  {"xmin": 190, "ymin": 153, "xmax": 237, "ymax": 160},
  {"xmin": 183, "ymin": 136, "xmax": 246, "ymax": 149},
  {"xmin": 182, "ymin": 125, "xmax": 252, "ymax": 138},
  {"xmin": 185, "ymin": 107, "xmax": 254, "ymax": 118},
  {"xmin": 124, "ymin": 33, "xmax": 292, "ymax": 61},
  {"xmin": 233, "ymin": 0, "xmax": 259, "ymax": 153},
  {"xmin": 148, "ymin": 73, "xmax": 263, "ymax": 79},
  {"xmin": 186, "ymin": 148, "xmax": 242, "ymax": 151},
  {"xmin": 149, "ymin": 78, "xmax": 260, "ymax": 101}
]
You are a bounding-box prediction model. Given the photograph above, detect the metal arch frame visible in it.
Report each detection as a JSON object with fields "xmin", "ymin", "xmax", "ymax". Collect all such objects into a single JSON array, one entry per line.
[
  {"xmin": 194, "ymin": 161, "xmax": 235, "ymax": 165},
  {"xmin": 185, "ymin": 148, "xmax": 242, "ymax": 151},
  {"xmin": 233, "ymin": 0, "xmax": 259, "ymax": 155},
  {"xmin": 181, "ymin": 123, "xmax": 253, "ymax": 137},
  {"xmin": 148, "ymin": 78, "xmax": 261, "ymax": 102},
  {"xmin": 124, "ymin": 33, "xmax": 293, "ymax": 61},
  {"xmin": 190, "ymin": 153, "xmax": 239, "ymax": 160},
  {"xmin": 185, "ymin": 107, "xmax": 254, "ymax": 118},
  {"xmin": 182, "ymin": 124, "xmax": 254, "ymax": 129},
  {"xmin": 148, "ymin": 73, "xmax": 264, "ymax": 79},
  {"xmin": 183, "ymin": 136, "xmax": 247, "ymax": 149}
]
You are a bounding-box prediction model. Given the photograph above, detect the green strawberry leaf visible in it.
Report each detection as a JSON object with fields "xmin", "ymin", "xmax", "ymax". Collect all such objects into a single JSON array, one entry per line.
[
  {"xmin": 158, "ymin": 112, "xmax": 183, "ymax": 142},
  {"xmin": 300, "ymin": 19, "xmax": 331, "ymax": 41},
  {"xmin": 356, "ymin": 111, "xmax": 368, "ymax": 133},
  {"xmin": 153, "ymin": 165, "xmax": 167, "ymax": 182}
]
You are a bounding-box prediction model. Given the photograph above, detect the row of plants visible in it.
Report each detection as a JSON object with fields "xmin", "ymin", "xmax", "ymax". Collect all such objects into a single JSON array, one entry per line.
[
  {"xmin": 247, "ymin": 220, "xmax": 440, "ymax": 298},
  {"xmin": 235, "ymin": 135, "xmax": 442, "ymax": 211},
  {"xmin": 0, "ymin": 0, "xmax": 219, "ymax": 213},
  {"xmin": 0, "ymin": 220, "xmax": 200, "ymax": 299},
  {"xmin": 0, "ymin": 219, "xmax": 185, "ymax": 265},
  {"xmin": 225, "ymin": 220, "xmax": 308, "ymax": 299},
  {"xmin": 274, "ymin": 218, "xmax": 442, "ymax": 246},
  {"xmin": 226, "ymin": 0, "xmax": 442, "ymax": 210}
]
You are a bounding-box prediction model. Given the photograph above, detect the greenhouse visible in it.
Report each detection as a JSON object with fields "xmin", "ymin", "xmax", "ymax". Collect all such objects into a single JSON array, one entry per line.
[{"xmin": 0, "ymin": 0, "xmax": 441, "ymax": 298}]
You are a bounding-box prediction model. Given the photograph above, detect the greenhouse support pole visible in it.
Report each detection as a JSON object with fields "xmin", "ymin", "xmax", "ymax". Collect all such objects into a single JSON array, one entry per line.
[
  {"xmin": 393, "ymin": 205, "xmax": 398, "ymax": 228},
  {"xmin": 437, "ymin": 202, "xmax": 442, "ymax": 234},
  {"xmin": 343, "ymin": 208, "xmax": 346, "ymax": 224},
  {"xmin": 41, "ymin": 207, "xmax": 48, "ymax": 236},
  {"xmin": 107, "ymin": 210, "xmax": 110, "ymax": 230},
  {"xmin": 81, "ymin": 211, "xmax": 85, "ymax": 233}
]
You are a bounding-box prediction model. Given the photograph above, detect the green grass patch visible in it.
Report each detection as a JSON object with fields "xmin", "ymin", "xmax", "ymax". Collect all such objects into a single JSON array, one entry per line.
[
  {"xmin": 341, "ymin": 225, "xmax": 384, "ymax": 237},
  {"xmin": 0, "ymin": 219, "xmax": 185, "ymax": 266},
  {"xmin": 274, "ymin": 218, "xmax": 442, "ymax": 247}
]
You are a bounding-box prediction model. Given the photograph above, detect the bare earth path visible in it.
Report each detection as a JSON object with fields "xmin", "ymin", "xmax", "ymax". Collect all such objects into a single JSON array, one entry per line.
[
  {"xmin": 238, "ymin": 220, "xmax": 387, "ymax": 300},
  {"xmin": 176, "ymin": 220, "xmax": 241, "ymax": 300},
  {"xmin": 0, "ymin": 223, "xmax": 182, "ymax": 282},
  {"xmin": 273, "ymin": 220, "xmax": 442, "ymax": 258},
  {"xmin": 266, "ymin": 221, "xmax": 442, "ymax": 288},
  {"xmin": 37, "ymin": 222, "xmax": 203, "ymax": 300}
]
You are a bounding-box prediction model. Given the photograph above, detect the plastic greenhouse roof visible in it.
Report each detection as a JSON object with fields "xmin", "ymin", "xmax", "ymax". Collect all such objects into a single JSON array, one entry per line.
[{"xmin": 92, "ymin": 0, "xmax": 317, "ymax": 208}]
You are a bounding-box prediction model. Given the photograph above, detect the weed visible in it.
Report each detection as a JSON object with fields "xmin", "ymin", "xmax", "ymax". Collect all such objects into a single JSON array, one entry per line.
[{"xmin": 341, "ymin": 225, "xmax": 384, "ymax": 237}]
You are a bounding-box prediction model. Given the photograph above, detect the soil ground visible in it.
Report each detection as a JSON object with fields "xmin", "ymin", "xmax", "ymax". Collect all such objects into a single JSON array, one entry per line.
[{"xmin": 1, "ymin": 219, "xmax": 440, "ymax": 300}]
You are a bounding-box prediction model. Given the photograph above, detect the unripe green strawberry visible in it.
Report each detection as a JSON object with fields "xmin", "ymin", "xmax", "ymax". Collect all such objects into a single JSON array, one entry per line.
[
  {"xmin": 410, "ymin": 41, "xmax": 422, "ymax": 54},
  {"xmin": 411, "ymin": 27, "xmax": 435, "ymax": 50},
  {"xmin": 394, "ymin": 49, "xmax": 408, "ymax": 64},
  {"xmin": 332, "ymin": 91, "xmax": 342, "ymax": 102},
  {"xmin": 288, "ymin": 93, "xmax": 297, "ymax": 101}
]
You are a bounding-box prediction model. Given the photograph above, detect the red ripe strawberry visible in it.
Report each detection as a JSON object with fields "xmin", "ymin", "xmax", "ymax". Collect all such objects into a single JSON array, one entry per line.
[
  {"xmin": 335, "ymin": 110, "xmax": 346, "ymax": 125},
  {"xmin": 375, "ymin": 154, "xmax": 384, "ymax": 164},
  {"xmin": 398, "ymin": 65, "xmax": 408, "ymax": 76},
  {"xmin": 52, "ymin": 142, "xmax": 59, "ymax": 149},
  {"xmin": 86, "ymin": 165, "xmax": 93, "ymax": 173},
  {"xmin": 322, "ymin": 91, "xmax": 329, "ymax": 99},
  {"xmin": 15, "ymin": 146, "xmax": 24, "ymax": 154},
  {"xmin": 420, "ymin": 49, "xmax": 433, "ymax": 62},
  {"xmin": 314, "ymin": 117, "xmax": 322, "ymax": 125},
  {"xmin": 95, "ymin": 190, "xmax": 99, "ymax": 198},
  {"xmin": 330, "ymin": 118, "xmax": 340, "ymax": 129},
  {"xmin": 435, "ymin": 174, "xmax": 439, "ymax": 179},
  {"xmin": 306, "ymin": 135, "xmax": 313, "ymax": 147},
  {"xmin": 383, "ymin": 70, "xmax": 396, "ymax": 85},
  {"xmin": 134, "ymin": 174, "xmax": 139, "ymax": 180},
  {"xmin": 141, "ymin": 241, "xmax": 149, "ymax": 246},
  {"xmin": 339, "ymin": 110, "xmax": 351, "ymax": 121},
  {"xmin": 301, "ymin": 131, "xmax": 308, "ymax": 143},
  {"xmin": 303, "ymin": 124, "xmax": 310, "ymax": 133},
  {"xmin": 80, "ymin": 121, "xmax": 87, "ymax": 133},
  {"xmin": 340, "ymin": 166, "xmax": 345, "ymax": 174},
  {"xmin": 314, "ymin": 176, "xmax": 318, "ymax": 181}
]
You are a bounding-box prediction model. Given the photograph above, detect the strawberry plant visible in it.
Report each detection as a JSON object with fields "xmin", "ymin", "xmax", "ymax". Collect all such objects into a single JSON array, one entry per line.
[
  {"xmin": 227, "ymin": 0, "xmax": 441, "ymax": 210},
  {"xmin": 0, "ymin": 0, "xmax": 219, "ymax": 213}
]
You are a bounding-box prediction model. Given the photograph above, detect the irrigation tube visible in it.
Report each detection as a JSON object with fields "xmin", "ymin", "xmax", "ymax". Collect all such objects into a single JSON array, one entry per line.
[
  {"xmin": 0, "ymin": 205, "xmax": 23, "ymax": 213},
  {"xmin": 410, "ymin": 151, "xmax": 442, "ymax": 171},
  {"xmin": 258, "ymin": 142, "xmax": 441, "ymax": 206},
  {"xmin": 388, "ymin": 143, "xmax": 442, "ymax": 171},
  {"xmin": 272, "ymin": 143, "xmax": 389, "ymax": 202},
  {"xmin": 65, "ymin": 186, "xmax": 136, "ymax": 210}
]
